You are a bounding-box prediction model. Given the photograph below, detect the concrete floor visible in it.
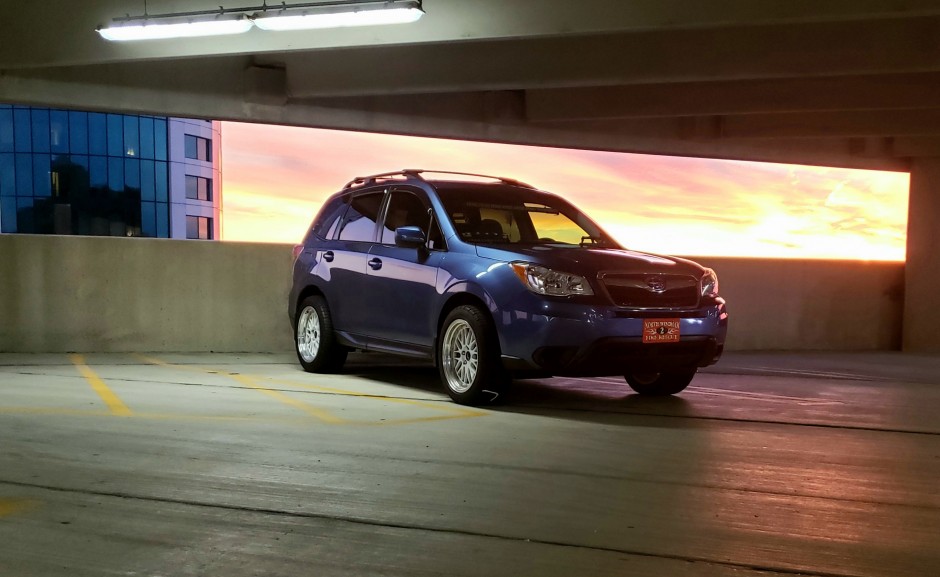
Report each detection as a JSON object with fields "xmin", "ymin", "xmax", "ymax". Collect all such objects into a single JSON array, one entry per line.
[{"xmin": 0, "ymin": 351, "xmax": 938, "ymax": 577}]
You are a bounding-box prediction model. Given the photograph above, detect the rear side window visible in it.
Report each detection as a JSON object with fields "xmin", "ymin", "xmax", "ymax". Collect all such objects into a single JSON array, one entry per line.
[
  {"xmin": 337, "ymin": 191, "xmax": 384, "ymax": 242},
  {"xmin": 310, "ymin": 195, "xmax": 348, "ymax": 240}
]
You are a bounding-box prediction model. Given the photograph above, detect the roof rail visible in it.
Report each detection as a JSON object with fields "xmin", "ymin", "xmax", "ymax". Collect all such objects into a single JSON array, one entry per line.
[{"xmin": 343, "ymin": 169, "xmax": 536, "ymax": 190}]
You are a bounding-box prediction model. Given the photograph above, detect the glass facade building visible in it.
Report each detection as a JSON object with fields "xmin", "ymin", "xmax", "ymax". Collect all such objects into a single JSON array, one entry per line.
[{"xmin": 0, "ymin": 105, "xmax": 221, "ymax": 239}]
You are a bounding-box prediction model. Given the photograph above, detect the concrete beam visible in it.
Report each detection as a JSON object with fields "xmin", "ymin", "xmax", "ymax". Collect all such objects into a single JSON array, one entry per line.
[
  {"xmin": 5, "ymin": 0, "xmax": 940, "ymax": 69},
  {"xmin": 548, "ymin": 109, "xmax": 940, "ymax": 140},
  {"xmin": 525, "ymin": 73, "xmax": 940, "ymax": 121},
  {"xmin": 284, "ymin": 15, "xmax": 940, "ymax": 97},
  {"xmin": 0, "ymin": 68, "xmax": 912, "ymax": 171}
]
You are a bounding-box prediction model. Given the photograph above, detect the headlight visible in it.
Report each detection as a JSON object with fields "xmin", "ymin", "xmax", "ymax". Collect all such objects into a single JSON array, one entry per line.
[
  {"xmin": 511, "ymin": 262, "xmax": 594, "ymax": 297},
  {"xmin": 701, "ymin": 268, "xmax": 719, "ymax": 297}
]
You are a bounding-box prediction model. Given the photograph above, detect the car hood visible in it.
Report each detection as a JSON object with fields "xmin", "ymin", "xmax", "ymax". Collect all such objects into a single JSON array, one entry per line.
[{"xmin": 475, "ymin": 245, "xmax": 706, "ymax": 277}]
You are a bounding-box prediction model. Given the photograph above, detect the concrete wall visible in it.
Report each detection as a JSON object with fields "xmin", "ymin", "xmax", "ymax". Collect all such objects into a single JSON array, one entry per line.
[
  {"xmin": 693, "ymin": 257, "xmax": 904, "ymax": 351},
  {"xmin": 0, "ymin": 235, "xmax": 905, "ymax": 353},
  {"xmin": 904, "ymin": 158, "xmax": 940, "ymax": 352},
  {"xmin": 0, "ymin": 235, "xmax": 294, "ymax": 353}
]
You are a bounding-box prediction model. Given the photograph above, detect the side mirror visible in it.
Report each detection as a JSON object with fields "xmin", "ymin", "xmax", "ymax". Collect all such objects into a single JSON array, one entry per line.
[{"xmin": 394, "ymin": 225, "xmax": 426, "ymax": 248}]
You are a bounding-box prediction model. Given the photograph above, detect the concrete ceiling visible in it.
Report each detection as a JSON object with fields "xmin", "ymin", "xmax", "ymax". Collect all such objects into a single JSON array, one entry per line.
[{"xmin": 3, "ymin": 0, "xmax": 940, "ymax": 170}]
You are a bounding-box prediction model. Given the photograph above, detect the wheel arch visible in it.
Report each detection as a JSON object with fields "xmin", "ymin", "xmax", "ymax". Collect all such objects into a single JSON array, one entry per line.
[
  {"xmin": 434, "ymin": 292, "xmax": 497, "ymax": 365},
  {"xmin": 292, "ymin": 285, "xmax": 326, "ymax": 330}
]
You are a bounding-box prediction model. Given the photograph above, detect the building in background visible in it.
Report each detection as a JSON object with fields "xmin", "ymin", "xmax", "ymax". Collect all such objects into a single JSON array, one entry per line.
[{"xmin": 0, "ymin": 105, "xmax": 221, "ymax": 240}]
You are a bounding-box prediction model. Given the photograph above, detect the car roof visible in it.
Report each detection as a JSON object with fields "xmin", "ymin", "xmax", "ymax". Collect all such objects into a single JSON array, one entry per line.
[{"xmin": 342, "ymin": 169, "xmax": 535, "ymax": 191}]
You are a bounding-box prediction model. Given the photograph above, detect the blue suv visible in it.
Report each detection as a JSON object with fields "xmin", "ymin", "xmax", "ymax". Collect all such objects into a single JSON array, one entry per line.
[{"xmin": 289, "ymin": 170, "xmax": 728, "ymax": 405}]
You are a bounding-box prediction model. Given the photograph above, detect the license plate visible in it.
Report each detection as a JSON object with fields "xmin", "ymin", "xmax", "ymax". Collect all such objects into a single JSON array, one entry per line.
[{"xmin": 643, "ymin": 319, "xmax": 681, "ymax": 343}]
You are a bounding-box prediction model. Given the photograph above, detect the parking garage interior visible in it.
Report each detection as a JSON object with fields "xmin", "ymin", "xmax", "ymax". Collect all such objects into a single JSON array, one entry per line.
[{"xmin": 1, "ymin": 2, "xmax": 939, "ymax": 576}]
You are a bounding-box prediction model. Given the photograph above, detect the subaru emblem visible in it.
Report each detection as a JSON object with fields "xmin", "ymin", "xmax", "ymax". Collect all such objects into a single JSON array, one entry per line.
[{"xmin": 646, "ymin": 276, "xmax": 667, "ymax": 293}]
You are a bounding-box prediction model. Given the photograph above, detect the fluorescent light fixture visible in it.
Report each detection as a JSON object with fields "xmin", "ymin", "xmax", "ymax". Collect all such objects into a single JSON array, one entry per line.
[
  {"xmin": 97, "ymin": 1, "xmax": 424, "ymax": 41},
  {"xmin": 253, "ymin": 3, "xmax": 423, "ymax": 31},
  {"xmin": 97, "ymin": 14, "xmax": 253, "ymax": 42}
]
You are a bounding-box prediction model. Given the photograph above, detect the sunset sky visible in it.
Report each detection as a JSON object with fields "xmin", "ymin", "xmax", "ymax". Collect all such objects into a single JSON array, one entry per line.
[{"xmin": 220, "ymin": 122, "xmax": 910, "ymax": 261}]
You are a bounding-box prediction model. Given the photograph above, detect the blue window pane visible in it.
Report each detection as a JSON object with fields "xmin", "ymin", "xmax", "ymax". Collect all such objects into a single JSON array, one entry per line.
[
  {"xmin": 140, "ymin": 160, "xmax": 155, "ymax": 201},
  {"xmin": 156, "ymin": 202, "xmax": 169, "ymax": 237},
  {"xmin": 13, "ymin": 109, "xmax": 31, "ymax": 152},
  {"xmin": 33, "ymin": 197, "xmax": 53, "ymax": 233},
  {"xmin": 184, "ymin": 135, "xmax": 197, "ymax": 159},
  {"xmin": 186, "ymin": 215, "xmax": 198, "ymax": 239},
  {"xmin": 154, "ymin": 119, "xmax": 167, "ymax": 161},
  {"xmin": 16, "ymin": 197, "xmax": 34, "ymax": 233},
  {"xmin": 139, "ymin": 117, "xmax": 155, "ymax": 159},
  {"xmin": 31, "ymin": 109, "xmax": 50, "ymax": 153},
  {"xmin": 14, "ymin": 154, "xmax": 31, "ymax": 196},
  {"xmin": 0, "ymin": 109, "xmax": 13, "ymax": 152},
  {"xmin": 108, "ymin": 157, "xmax": 123, "ymax": 194},
  {"xmin": 32, "ymin": 154, "xmax": 51, "ymax": 197},
  {"xmin": 124, "ymin": 158, "xmax": 140, "ymax": 198},
  {"xmin": 1, "ymin": 197, "xmax": 16, "ymax": 232},
  {"xmin": 89, "ymin": 113, "xmax": 107, "ymax": 155},
  {"xmin": 141, "ymin": 201, "xmax": 156, "ymax": 237},
  {"xmin": 69, "ymin": 111, "xmax": 88, "ymax": 154},
  {"xmin": 89, "ymin": 156, "xmax": 107, "ymax": 189},
  {"xmin": 0, "ymin": 153, "xmax": 13, "ymax": 196},
  {"xmin": 123, "ymin": 116, "xmax": 139, "ymax": 157},
  {"xmin": 69, "ymin": 155, "xmax": 90, "ymax": 199},
  {"xmin": 155, "ymin": 161, "xmax": 168, "ymax": 202},
  {"xmin": 50, "ymin": 110, "xmax": 69, "ymax": 154},
  {"xmin": 107, "ymin": 114, "xmax": 123, "ymax": 157}
]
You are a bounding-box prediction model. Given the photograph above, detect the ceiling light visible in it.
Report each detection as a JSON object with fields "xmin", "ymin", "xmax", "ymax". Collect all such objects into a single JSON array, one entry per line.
[
  {"xmin": 253, "ymin": 1, "xmax": 423, "ymax": 31},
  {"xmin": 98, "ymin": 13, "xmax": 253, "ymax": 42},
  {"xmin": 97, "ymin": 1, "xmax": 424, "ymax": 42}
]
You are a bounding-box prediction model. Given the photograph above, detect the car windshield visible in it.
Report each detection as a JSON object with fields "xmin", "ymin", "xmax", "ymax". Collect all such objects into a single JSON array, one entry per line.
[{"xmin": 437, "ymin": 185, "xmax": 618, "ymax": 247}]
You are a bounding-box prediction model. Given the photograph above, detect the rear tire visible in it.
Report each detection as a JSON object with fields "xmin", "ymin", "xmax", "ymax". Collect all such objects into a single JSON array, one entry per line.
[
  {"xmin": 295, "ymin": 295, "xmax": 347, "ymax": 373},
  {"xmin": 625, "ymin": 369, "xmax": 696, "ymax": 395},
  {"xmin": 438, "ymin": 305, "xmax": 508, "ymax": 405}
]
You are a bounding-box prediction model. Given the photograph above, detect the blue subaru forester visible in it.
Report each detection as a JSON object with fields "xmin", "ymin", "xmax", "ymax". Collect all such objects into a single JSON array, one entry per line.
[{"xmin": 289, "ymin": 170, "xmax": 728, "ymax": 405}]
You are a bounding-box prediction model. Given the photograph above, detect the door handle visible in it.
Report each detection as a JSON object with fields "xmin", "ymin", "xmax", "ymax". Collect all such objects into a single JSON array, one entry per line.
[
  {"xmin": 322, "ymin": 251, "xmax": 334, "ymax": 262},
  {"xmin": 368, "ymin": 258, "xmax": 383, "ymax": 270}
]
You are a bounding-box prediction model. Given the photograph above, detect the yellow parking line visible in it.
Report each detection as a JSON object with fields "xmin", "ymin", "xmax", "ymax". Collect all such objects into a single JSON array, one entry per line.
[
  {"xmin": 132, "ymin": 354, "xmax": 488, "ymax": 425},
  {"xmin": 0, "ymin": 498, "xmax": 40, "ymax": 518},
  {"xmin": 69, "ymin": 354, "xmax": 132, "ymax": 416},
  {"xmin": 228, "ymin": 374, "xmax": 345, "ymax": 424},
  {"xmin": 136, "ymin": 354, "xmax": 345, "ymax": 424},
  {"xmin": 262, "ymin": 376, "xmax": 487, "ymax": 418},
  {"xmin": 0, "ymin": 406, "xmax": 318, "ymax": 424}
]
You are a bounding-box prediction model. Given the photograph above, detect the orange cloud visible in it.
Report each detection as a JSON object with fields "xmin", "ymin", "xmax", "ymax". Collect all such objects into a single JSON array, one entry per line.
[{"xmin": 220, "ymin": 123, "xmax": 910, "ymax": 260}]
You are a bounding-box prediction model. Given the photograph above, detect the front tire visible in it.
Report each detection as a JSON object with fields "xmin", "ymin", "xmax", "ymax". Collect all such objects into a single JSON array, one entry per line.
[
  {"xmin": 295, "ymin": 295, "xmax": 347, "ymax": 373},
  {"xmin": 625, "ymin": 369, "xmax": 696, "ymax": 395},
  {"xmin": 438, "ymin": 305, "xmax": 507, "ymax": 405}
]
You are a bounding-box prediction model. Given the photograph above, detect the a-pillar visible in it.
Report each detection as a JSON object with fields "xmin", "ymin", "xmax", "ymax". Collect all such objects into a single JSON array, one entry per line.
[{"xmin": 904, "ymin": 158, "xmax": 940, "ymax": 351}]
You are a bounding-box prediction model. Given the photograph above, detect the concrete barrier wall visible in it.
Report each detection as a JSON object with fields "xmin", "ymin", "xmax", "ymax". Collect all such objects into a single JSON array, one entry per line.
[
  {"xmin": 0, "ymin": 235, "xmax": 905, "ymax": 353},
  {"xmin": 693, "ymin": 256, "xmax": 904, "ymax": 351},
  {"xmin": 0, "ymin": 235, "xmax": 295, "ymax": 353}
]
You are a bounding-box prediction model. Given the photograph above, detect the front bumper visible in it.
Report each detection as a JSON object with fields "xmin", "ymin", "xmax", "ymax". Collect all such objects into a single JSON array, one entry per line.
[{"xmin": 495, "ymin": 295, "xmax": 728, "ymax": 377}]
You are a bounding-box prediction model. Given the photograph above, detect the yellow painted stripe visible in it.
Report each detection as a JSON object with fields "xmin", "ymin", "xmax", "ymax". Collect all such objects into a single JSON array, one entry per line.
[
  {"xmin": 136, "ymin": 354, "xmax": 345, "ymax": 424},
  {"xmin": 133, "ymin": 353, "xmax": 487, "ymax": 424},
  {"xmin": 0, "ymin": 498, "xmax": 40, "ymax": 517},
  {"xmin": 264, "ymin": 377, "xmax": 488, "ymax": 418},
  {"xmin": 69, "ymin": 354, "xmax": 133, "ymax": 416},
  {"xmin": 229, "ymin": 374, "xmax": 345, "ymax": 424}
]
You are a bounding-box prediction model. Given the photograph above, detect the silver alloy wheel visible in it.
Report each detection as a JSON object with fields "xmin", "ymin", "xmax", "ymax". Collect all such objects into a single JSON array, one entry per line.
[
  {"xmin": 441, "ymin": 319, "xmax": 479, "ymax": 394},
  {"xmin": 296, "ymin": 305, "xmax": 321, "ymax": 363}
]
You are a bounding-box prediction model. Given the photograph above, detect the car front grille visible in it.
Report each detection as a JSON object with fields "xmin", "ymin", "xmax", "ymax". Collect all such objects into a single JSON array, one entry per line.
[{"xmin": 600, "ymin": 273, "xmax": 699, "ymax": 308}]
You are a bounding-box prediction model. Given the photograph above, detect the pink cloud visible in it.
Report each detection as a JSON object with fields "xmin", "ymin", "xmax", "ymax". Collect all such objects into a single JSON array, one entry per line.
[{"xmin": 220, "ymin": 123, "xmax": 909, "ymax": 260}]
